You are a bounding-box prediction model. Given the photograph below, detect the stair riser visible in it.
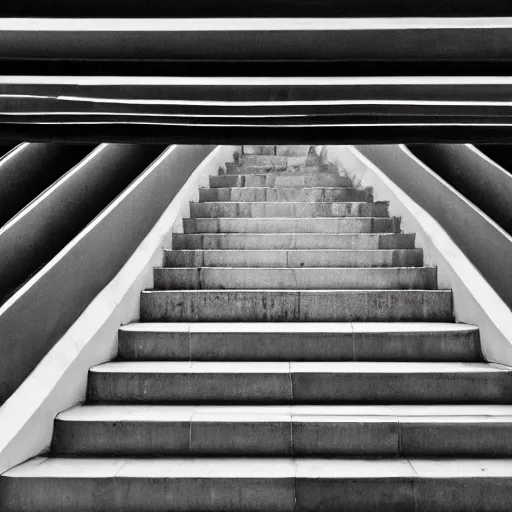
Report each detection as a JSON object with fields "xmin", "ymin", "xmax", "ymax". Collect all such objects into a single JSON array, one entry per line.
[
  {"xmin": 4, "ymin": 476, "xmax": 512, "ymax": 512},
  {"xmin": 242, "ymin": 145, "xmax": 277, "ymax": 156},
  {"xmin": 87, "ymin": 372, "xmax": 512, "ymax": 404},
  {"xmin": 164, "ymin": 249, "xmax": 424, "ymax": 268},
  {"xmin": 191, "ymin": 202, "xmax": 386, "ymax": 218},
  {"xmin": 243, "ymin": 145, "xmax": 310, "ymax": 157},
  {"xmin": 227, "ymin": 163, "xmax": 291, "ymax": 174},
  {"xmin": 53, "ymin": 420, "xmax": 512, "ymax": 457},
  {"xmin": 228, "ymin": 163, "xmax": 327, "ymax": 174},
  {"xmin": 172, "ymin": 233, "xmax": 416, "ymax": 250},
  {"xmin": 182, "ymin": 217, "xmax": 401, "ymax": 234},
  {"xmin": 141, "ymin": 290, "xmax": 453, "ymax": 322},
  {"xmin": 199, "ymin": 188, "xmax": 372, "ymax": 203},
  {"xmin": 0, "ymin": 477, "xmax": 294, "ymax": 512},
  {"xmin": 153, "ymin": 267, "xmax": 437, "ymax": 290},
  {"xmin": 210, "ymin": 174, "xmax": 353, "ymax": 188},
  {"xmin": 118, "ymin": 329, "xmax": 481, "ymax": 362},
  {"xmin": 241, "ymin": 155, "xmax": 291, "ymax": 167}
]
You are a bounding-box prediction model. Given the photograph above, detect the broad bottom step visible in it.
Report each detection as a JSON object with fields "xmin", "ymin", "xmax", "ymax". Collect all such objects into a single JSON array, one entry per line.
[{"xmin": 4, "ymin": 457, "xmax": 512, "ymax": 511}]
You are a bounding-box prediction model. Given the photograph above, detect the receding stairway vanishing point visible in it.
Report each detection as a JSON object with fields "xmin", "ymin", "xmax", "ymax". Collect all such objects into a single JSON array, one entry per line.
[{"xmin": 3, "ymin": 145, "xmax": 512, "ymax": 511}]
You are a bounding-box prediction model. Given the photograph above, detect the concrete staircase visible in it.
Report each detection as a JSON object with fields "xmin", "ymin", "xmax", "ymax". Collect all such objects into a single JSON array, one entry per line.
[{"xmin": 3, "ymin": 145, "xmax": 512, "ymax": 511}]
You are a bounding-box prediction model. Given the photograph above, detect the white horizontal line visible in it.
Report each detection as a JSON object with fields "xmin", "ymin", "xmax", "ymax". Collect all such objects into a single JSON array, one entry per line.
[
  {"xmin": 4, "ymin": 121, "xmax": 512, "ymax": 127},
  {"xmin": 0, "ymin": 111, "xmax": 312, "ymax": 118},
  {"xmin": 1, "ymin": 18, "xmax": 511, "ymax": 31},
  {"xmin": 3, "ymin": 94, "xmax": 512, "ymax": 107},
  {"xmin": 1, "ymin": 76, "xmax": 512, "ymax": 86}
]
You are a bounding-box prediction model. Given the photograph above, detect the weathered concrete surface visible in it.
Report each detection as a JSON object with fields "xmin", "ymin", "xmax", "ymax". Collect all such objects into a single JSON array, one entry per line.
[
  {"xmin": 191, "ymin": 201, "xmax": 386, "ymax": 217},
  {"xmin": 210, "ymin": 174, "xmax": 353, "ymax": 188},
  {"xmin": 7, "ymin": 144, "xmax": 512, "ymax": 511},
  {"xmin": 182, "ymin": 216, "xmax": 400, "ymax": 233},
  {"xmin": 86, "ymin": 361, "xmax": 512, "ymax": 404},
  {"xmin": 153, "ymin": 266, "xmax": 437, "ymax": 290},
  {"xmin": 141, "ymin": 290, "xmax": 453, "ymax": 322},
  {"xmin": 54, "ymin": 404, "xmax": 512, "ymax": 457},
  {"xmin": 172, "ymin": 232, "xmax": 416, "ymax": 250},
  {"xmin": 118, "ymin": 323, "xmax": 480, "ymax": 362},
  {"xmin": 164, "ymin": 248, "xmax": 423, "ymax": 268}
]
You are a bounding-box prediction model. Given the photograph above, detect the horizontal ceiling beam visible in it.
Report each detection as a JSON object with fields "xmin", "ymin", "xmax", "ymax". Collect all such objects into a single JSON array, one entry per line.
[
  {"xmin": 1, "ymin": 18, "xmax": 512, "ymax": 62},
  {"xmin": 2, "ymin": 123, "xmax": 512, "ymax": 144},
  {"xmin": 2, "ymin": 76, "xmax": 512, "ymax": 142}
]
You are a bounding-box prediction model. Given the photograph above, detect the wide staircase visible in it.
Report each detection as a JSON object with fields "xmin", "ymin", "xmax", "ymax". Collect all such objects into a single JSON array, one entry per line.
[{"xmin": 3, "ymin": 145, "xmax": 512, "ymax": 511}]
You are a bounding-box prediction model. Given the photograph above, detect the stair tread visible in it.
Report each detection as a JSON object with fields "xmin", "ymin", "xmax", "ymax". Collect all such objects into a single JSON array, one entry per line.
[
  {"xmin": 7, "ymin": 457, "xmax": 512, "ymax": 479},
  {"xmin": 120, "ymin": 322, "xmax": 476, "ymax": 334},
  {"xmin": 57, "ymin": 404, "xmax": 512, "ymax": 423},
  {"xmin": 196, "ymin": 199, "xmax": 371, "ymax": 202},
  {"xmin": 156, "ymin": 266, "xmax": 434, "ymax": 269},
  {"xmin": 90, "ymin": 361, "xmax": 505, "ymax": 374},
  {"xmin": 166, "ymin": 249, "xmax": 419, "ymax": 252},
  {"xmin": 205, "ymin": 186, "xmax": 358, "ymax": 190}
]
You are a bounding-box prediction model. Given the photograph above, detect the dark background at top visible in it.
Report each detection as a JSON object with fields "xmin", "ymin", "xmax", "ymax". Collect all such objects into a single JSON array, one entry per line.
[{"xmin": 2, "ymin": 0, "xmax": 512, "ymax": 17}]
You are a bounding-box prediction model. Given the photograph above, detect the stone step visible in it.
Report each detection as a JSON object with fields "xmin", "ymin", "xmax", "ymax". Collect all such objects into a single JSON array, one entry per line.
[
  {"xmin": 210, "ymin": 174, "xmax": 353, "ymax": 188},
  {"xmin": 52, "ymin": 405, "xmax": 512, "ymax": 457},
  {"xmin": 118, "ymin": 322, "xmax": 480, "ymax": 362},
  {"xmin": 164, "ymin": 249, "xmax": 424, "ymax": 268},
  {"xmin": 227, "ymin": 163, "xmax": 307, "ymax": 174},
  {"xmin": 242, "ymin": 155, "xmax": 289, "ymax": 167},
  {"xmin": 182, "ymin": 217, "xmax": 401, "ymax": 234},
  {"xmin": 153, "ymin": 267, "xmax": 437, "ymax": 290},
  {"xmin": 242, "ymin": 145, "xmax": 311, "ymax": 157},
  {"xmin": 199, "ymin": 187, "xmax": 371, "ymax": 203},
  {"xmin": 242, "ymin": 145, "xmax": 277, "ymax": 156},
  {"xmin": 7, "ymin": 457, "xmax": 512, "ymax": 512},
  {"xmin": 276, "ymin": 146, "xmax": 311, "ymax": 157},
  {"xmin": 140, "ymin": 289, "xmax": 453, "ymax": 322},
  {"xmin": 86, "ymin": 362, "xmax": 511, "ymax": 404},
  {"xmin": 172, "ymin": 233, "xmax": 416, "ymax": 250},
  {"xmin": 191, "ymin": 202, "xmax": 386, "ymax": 218}
]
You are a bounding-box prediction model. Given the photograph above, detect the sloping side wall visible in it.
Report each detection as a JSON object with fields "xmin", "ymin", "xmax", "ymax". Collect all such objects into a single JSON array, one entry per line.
[{"xmin": 0, "ymin": 145, "xmax": 214, "ymax": 403}]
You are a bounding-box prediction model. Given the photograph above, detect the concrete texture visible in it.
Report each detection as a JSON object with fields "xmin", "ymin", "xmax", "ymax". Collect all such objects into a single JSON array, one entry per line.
[
  {"xmin": 191, "ymin": 201, "xmax": 386, "ymax": 217},
  {"xmin": 164, "ymin": 249, "xmax": 424, "ymax": 268},
  {"xmin": 86, "ymin": 361, "xmax": 512, "ymax": 404},
  {"xmin": 5, "ymin": 145, "xmax": 512, "ymax": 511},
  {"xmin": 210, "ymin": 174, "xmax": 353, "ymax": 188},
  {"xmin": 0, "ymin": 145, "xmax": 225, "ymax": 474},
  {"xmin": 343, "ymin": 144, "xmax": 512, "ymax": 365},
  {"xmin": 118, "ymin": 322, "xmax": 480, "ymax": 362},
  {"xmin": 200, "ymin": 187, "xmax": 371, "ymax": 203},
  {"xmin": 172, "ymin": 232, "xmax": 416, "ymax": 250},
  {"xmin": 153, "ymin": 266, "xmax": 437, "ymax": 290},
  {"xmin": 6, "ymin": 457, "xmax": 512, "ymax": 511},
  {"xmin": 141, "ymin": 290, "xmax": 453, "ymax": 322},
  {"xmin": 0, "ymin": 144, "xmax": 183, "ymax": 403},
  {"xmin": 183, "ymin": 217, "xmax": 401, "ymax": 233}
]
